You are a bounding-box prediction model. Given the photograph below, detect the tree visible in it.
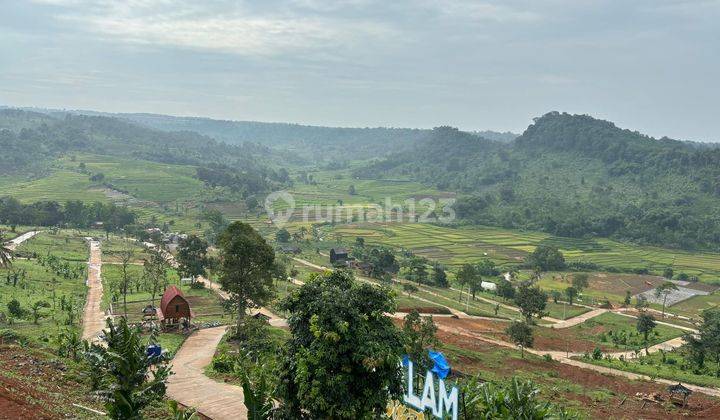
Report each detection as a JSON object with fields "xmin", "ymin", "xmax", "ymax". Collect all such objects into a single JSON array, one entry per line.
[
  {"xmin": 636, "ymin": 313, "xmax": 657, "ymax": 355},
  {"xmin": 571, "ymin": 273, "xmax": 589, "ymax": 292},
  {"xmin": 525, "ymin": 245, "xmax": 565, "ymax": 271},
  {"xmin": 31, "ymin": 300, "xmax": 50, "ymax": 324},
  {"xmin": 684, "ymin": 308, "xmax": 720, "ymax": 373},
  {"xmin": 624, "ymin": 290, "xmax": 632, "ymax": 306},
  {"xmin": 456, "ymin": 263, "xmax": 477, "ymax": 301},
  {"xmin": 87, "ymin": 318, "xmax": 170, "ymax": 419},
  {"xmin": 218, "ymin": 222, "xmax": 275, "ymax": 331},
  {"xmin": 143, "ymin": 249, "xmax": 168, "ymax": 306},
  {"xmin": 550, "ymin": 290, "xmax": 561, "ymax": 304},
  {"xmin": 564, "ymin": 286, "xmax": 578, "ymax": 306},
  {"xmin": 506, "ymin": 322, "xmax": 533, "ymax": 358},
  {"xmin": 355, "ymin": 236, "xmax": 365, "ymax": 247},
  {"xmin": 176, "ymin": 235, "xmax": 209, "ymax": 283},
  {"xmin": 663, "ymin": 267, "xmax": 674, "ymax": 280},
  {"xmin": 655, "ymin": 281, "xmax": 679, "ymax": 317},
  {"xmin": 348, "ymin": 184, "xmax": 356, "ymax": 195},
  {"xmin": 275, "ymin": 228, "xmax": 291, "ymax": 243},
  {"xmin": 496, "ymin": 279, "xmax": 515, "ymax": 300},
  {"xmin": 276, "ymin": 270, "xmax": 403, "ymax": 418},
  {"xmin": 402, "ymin": 310, "xmax": 440, "ymax": 371},
  {"xmin": 403, "ymin": 283, "xmax": 419, "ymax": 297},
  {"xmin": 431, "ymin": 263, "xmax": 448, "ymax": 288},
  {"xmin": 0, "ymin": 232, "xmax": 13, "ymax": 268},
  {"xmin": 514, "ymin": 285, "xmax": 548, "ymax": 323},
  {"xmin": 118, "ymin": 247, "xmax": 134, "ymax": 317}
]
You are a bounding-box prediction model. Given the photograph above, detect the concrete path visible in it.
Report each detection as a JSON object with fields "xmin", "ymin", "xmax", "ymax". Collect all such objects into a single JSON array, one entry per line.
[
  {"xmin": 167, "ymin": 326, "xmax": 248, "ymax": 420},
  {"xmin": 550, "ymin": 308, "xmax": 608, "ymax": 329},
  {"xmin": 5, "ymin": 230, "xmax": 40, "ymax": 251},
  {"xmin": 81, "ymin": 240, "xmax": 108, "ymax": 341}
]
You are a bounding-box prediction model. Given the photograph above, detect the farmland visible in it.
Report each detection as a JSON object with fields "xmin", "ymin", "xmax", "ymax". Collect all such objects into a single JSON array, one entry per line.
[
  {"xmin": 0, "ymin": 232, "xmax": 88, "ymax": 344},
  {"xmin": 328, "ymin": 222, "xmax": 720, "ymax": 282}
]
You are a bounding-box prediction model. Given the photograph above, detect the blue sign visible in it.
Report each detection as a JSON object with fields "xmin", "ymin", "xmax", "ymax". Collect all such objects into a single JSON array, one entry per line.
[{"xmin": 402, "ymin": 352, "xmax": 459, "ymax": 420}]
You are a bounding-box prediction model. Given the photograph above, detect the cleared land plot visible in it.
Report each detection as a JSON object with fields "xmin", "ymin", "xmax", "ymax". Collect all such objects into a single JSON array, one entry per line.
[
  {"xmin": 637, "ymin": 286, "xmax": 711, "ymax": 307},
  {"xmin": 17, "ymin": 231, "xmax": 89, "ymax": 262}
]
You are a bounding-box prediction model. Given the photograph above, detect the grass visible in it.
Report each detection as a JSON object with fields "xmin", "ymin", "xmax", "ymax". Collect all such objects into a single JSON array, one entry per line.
[
  {"xmin": 0, "ymin": 258, "xmax": 87, "ymax": 344},
  {"xmin": 579, "ymin": 350, "xmax": 720, "ymax": 389},
  {"xmin": 536, "ymin": 312, "xmax": 684, "ymax": 352},
  {"xmin": 545, "ymin": 302, "xmax": 591, "ymax": 320},
  {"xmin": 17, "ymin": 230, "xmax": 90, "ymax": 262}
]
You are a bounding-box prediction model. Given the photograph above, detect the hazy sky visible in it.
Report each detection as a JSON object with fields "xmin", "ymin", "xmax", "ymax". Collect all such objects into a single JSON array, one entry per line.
[{"xmin": 1, "ymin": 0, "xmax": 719, "ymax": 141}]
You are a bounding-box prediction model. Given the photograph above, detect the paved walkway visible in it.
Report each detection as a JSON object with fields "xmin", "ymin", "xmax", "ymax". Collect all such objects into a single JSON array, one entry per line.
[
  {"xmin": 550, "ymin": 308, "xmax": 608, "ymax": 329},
  {"xmin": 167, "ymin": 326, "xmax": 248, "ymax": 420},
  {"xmin": 5, "ymin": 230, "xmax": 40, "ymax": 251},
  {"xmin": 81, "ymin": 240, "xmax": 108, "ymax": 341}
]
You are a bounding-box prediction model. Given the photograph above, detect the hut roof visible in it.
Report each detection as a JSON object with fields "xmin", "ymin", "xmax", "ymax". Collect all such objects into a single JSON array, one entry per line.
[
  {"xmin": 160, "ymin": 285, "xmax": 187, "ymax": 314},
  {"xmin": 668, "ymin": 383, "xmax": 692, "ymax": 396}
]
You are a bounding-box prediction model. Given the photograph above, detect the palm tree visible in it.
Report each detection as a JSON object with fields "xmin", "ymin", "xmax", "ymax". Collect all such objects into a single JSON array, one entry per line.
[{"xmin": 0, "ymin": 232, "xmax": 13, "ymax": 268}]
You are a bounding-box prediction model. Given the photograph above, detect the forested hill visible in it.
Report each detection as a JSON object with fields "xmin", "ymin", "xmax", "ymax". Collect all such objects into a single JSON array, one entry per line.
[
  {"xmin": 82, "ymin": 112, "xmax": 428, "ymax": 161},
  {"xmin": 0, "ymin": 109, "xmax": 286, "ymax": 195},
  {"xmin": 355, "ymin": 112, "xmax": 720, "ymax": 251}
]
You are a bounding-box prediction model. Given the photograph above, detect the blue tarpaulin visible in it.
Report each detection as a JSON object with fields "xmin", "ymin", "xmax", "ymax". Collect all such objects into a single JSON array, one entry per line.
[
  {"xmin": 428, "ymin": 350, "xmax": 450, "ymax": 379},
  {"xmin": 147, "ymin": 344, "xmax": 162, "ymax": 358}
]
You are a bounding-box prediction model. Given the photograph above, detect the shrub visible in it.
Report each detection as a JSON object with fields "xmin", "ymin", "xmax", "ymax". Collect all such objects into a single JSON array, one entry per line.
[{"xmin": 592, "ymin": 347, "xmax": 603, "ymax": 360}]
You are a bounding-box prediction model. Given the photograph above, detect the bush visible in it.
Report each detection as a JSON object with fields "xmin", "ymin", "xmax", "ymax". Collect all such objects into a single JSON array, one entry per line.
[{"xmin": 592, "ymin": 347, "xmax": 603, "ymax": 360}]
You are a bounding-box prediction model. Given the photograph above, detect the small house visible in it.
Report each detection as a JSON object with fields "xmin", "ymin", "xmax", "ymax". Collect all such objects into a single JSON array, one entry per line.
[
  {"xmin": 159, "ymin": 285, "xmax": 192, "ymax": 324},
  {"xmin": 330, "ymin": 248, "xmax": 349, "ymax": 264}
]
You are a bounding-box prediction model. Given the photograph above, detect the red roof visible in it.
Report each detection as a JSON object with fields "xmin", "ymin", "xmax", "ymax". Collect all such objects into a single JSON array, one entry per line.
[{"xmin": 160, "ymin": 285, "xmax": 186, "ymax": 314}]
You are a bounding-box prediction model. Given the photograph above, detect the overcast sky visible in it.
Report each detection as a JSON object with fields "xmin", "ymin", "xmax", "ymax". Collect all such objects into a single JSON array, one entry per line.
[{"xmin": 1, "ymin": 0, "xmax": 718, "ymax": 141}]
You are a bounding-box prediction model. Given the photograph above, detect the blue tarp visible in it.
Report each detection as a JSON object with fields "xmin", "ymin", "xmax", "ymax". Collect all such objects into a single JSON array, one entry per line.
[
  {"xmin": 147, "ymin": 344, "xmax": 162, "ymax": 358},
  {"xmin": 428, "ymin": 350, "xmax": 450, "ymax": 379}
]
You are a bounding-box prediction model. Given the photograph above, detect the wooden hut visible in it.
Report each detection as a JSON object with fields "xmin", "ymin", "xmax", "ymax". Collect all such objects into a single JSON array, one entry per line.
[{"xmin": 159, "ymin": 285, "xmax": 192, "ymax": 324}]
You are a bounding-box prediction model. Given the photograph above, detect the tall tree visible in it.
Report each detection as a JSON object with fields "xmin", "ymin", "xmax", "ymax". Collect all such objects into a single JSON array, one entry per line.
[
  {"xmin": 564, "ymin": 286, "xmax": 578, "ymax": 306},
  {"xmin": 431, "ymin": 263, "xmax": 448, "ymax": 288},
  {"xmin": 143, "ymin": 249, "xmax": 168, "ymax": 307},
  {"xmin": 456, "ymin": 263, "xmax": 477, "ymax": 302},
  {"xmin": 525, "ymin": 245, "xmax": 565, "ymax": 271},
  {"xmin": 277, "ymin": 270, "xmax": 403, "ymax": 419},
  {"xmin": 176, "ymin": 235, "xmax": 209, "ymax": 283},
  {"xmin": 218, "ymin": 222, "xmax": 275, "ymax": 331},
  {"xmin": 655, "ymin": 281, "xmax": 679, "ymax": 317},
  {"xmin": 514, "ymin": 285, "xmax": 548, "ymax": 323},
  {"xmin": 571, "ymin": 273, "xmax": 589, "ymax": 293},
  {"xmin": 636, "ymin": 313, "xmax": 657, "ymax": 355},
  {"xmin": 402, "ymin": 309, "xmax": 440, "ymax": 371},
  {"xmin": 506, "ymin": 322, "xmax": 533, "ymax": 358},
  {"xmin": 118, "ymin": 247, "xmax": 134, "ymax": 318}
]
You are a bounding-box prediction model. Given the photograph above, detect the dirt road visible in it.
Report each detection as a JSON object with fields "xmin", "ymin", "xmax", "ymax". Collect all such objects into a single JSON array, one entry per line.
[
  {"xmin": 167, "ymin": 326, "xmax": 248, "ymax": 420},
  {"xmin": 81, "ymin": 240, "xmax": 108, "ymax": 341}
]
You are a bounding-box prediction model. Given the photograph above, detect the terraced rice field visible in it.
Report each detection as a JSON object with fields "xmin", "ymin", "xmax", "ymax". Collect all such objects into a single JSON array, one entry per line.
[{"xmin": 331, "ymin": 223, "xmax": 720, "ymax": 282}]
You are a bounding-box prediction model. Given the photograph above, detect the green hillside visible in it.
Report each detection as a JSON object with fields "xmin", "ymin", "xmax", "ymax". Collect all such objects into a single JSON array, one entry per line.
[{"xmin": 354, "ymin": 112, "xmax": 720, "ymax": 251}]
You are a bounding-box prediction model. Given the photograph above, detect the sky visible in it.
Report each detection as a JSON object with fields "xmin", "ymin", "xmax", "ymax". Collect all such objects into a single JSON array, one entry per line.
[{"xmin": 1, "ymin": 0, "xmax": 719, "ymax": 141}]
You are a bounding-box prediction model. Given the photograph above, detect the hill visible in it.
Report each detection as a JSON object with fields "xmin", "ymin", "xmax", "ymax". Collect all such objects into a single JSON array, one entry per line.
[{"xmin": 354, "ymin": 112, "xmax": 720, "ymax": 250}]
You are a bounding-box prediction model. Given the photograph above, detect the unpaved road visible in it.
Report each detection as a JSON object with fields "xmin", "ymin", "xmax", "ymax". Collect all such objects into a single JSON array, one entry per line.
[
  {"xmin": 167, "ymin": 326, "xmax": 248, "ymax": 420},
  {"xmin": 81, "ymin": 240, "xmax": 108, "ymax": 341}
]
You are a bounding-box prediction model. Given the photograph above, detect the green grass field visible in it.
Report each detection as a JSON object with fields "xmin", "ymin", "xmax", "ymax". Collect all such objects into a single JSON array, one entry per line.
[{"xmin": 0, "ymin": 257, "xmax": 87, "ymax": 344}]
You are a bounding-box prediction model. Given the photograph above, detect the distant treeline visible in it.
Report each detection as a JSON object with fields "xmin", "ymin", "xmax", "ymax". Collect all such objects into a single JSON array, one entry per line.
[
  {"xmin": 0, "ymin": 197, "xmax": 135, "ymax": 231},
  {"xmin": 355, "ymin": 113, "xmax": 720, "ymax": 250},
  {"xmin": 0, "ymin": 109, "xmax": 271, "ymax": 175}
]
